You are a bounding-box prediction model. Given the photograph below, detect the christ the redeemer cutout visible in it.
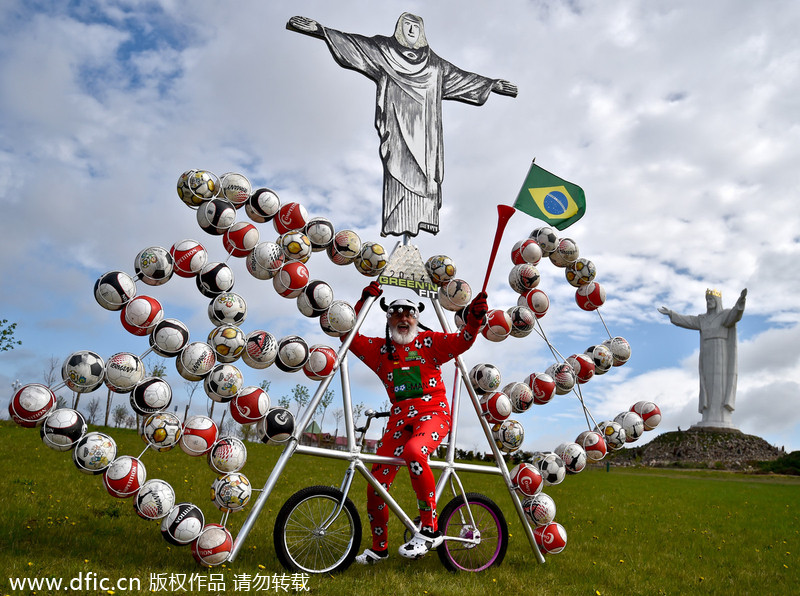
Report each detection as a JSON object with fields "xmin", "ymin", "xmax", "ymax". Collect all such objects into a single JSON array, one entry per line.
[{"xmin": 288, "ymin": 13, "xmax": 517, "ymax": 238}]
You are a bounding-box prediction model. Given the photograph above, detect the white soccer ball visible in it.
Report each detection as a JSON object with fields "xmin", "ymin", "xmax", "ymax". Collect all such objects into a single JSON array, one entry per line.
[
  {"xmin": 492, "ymin": 419, "xmax": 524, "ymax": 453},
  {"xmin": 135, "ymin": 246, "xmax": 174, "ymax": 287},
  {"xmin": 425, "ymin": 254, "xmax": 456, "ymax": 285},
  {"xmin": 595, "ymin": 420, "xmax": 627, "ymax": 450},
  {"xmin": 469, "ymin": 363, "xmax": 502, "ymax": 394},
  {"xmin": 104, "ymin": 352, "xmax": 146, "ymax": 393},
  {"xmin": 522, "ymin": 492, "xmax": 556, "ymax": 527},
  {"xmin": 546, "ymin": 362, "xmax": 576, "ymax": 395},
  {"xmin": 149, "ymin": 318, "xmax": 190, "ymax": 357},
  {"xmin": 207, "ymin": 436, "xmax": 248, "ymax": 474},
  {"xmin": 203, "ymin": 363, "xmax": 244, "ymax": 402},
  {"xmin": 242, "ymin": 330, "xmax": 278, "ymax": 370},
  {"xmin": 207, "ymin": 325, "xmax": 246, "ymax": 363},
  {"xmin": 246, "ymin": 241, "xmax": 284, "ymax": 280},
  {"xmin": 437, "ymin": 278, "xmax": 472, "ymax": 312},
  {"xmin": 614, "ymin": 411, "xmax": 645, "ymax": 443},
  {"xmin": 502, "ymin": 381, "xmax": 534, "ymax": 413},
  {"xmin": 507, "ymin": 305, "xmax": 536, "ymax": 338},
  {"xmin": 135, "ymin": 479, "xmax": 176, "ymax": 520},
  {"xmin": 355, "ymin": 241, "xmax": 388, "ymax": 276},
  {"xmin": 187, "ymin": 169, "xmax": 219, "ymax": 200},
  {"xmin": 161, "ymin": 502, "xmax": 205, "ymax": 546},
  {"xmin": 130, "ymin": 377, "xmax": 172, "ymax": 416},
  {"xmin": 549, "ymin": 237, "xmax": 579, "ymax": 267},
  {"xmin": 141, "ymin": 412, "xmax": 182, "ymax": 452},
  {"xmin": 211, "ymin": 472, "xmax": 252, "ymax": 513},
  {"xmin": 555, "ymin": 442, "xmax": 587, "ymax": 474},
  {"xmin": 73, "ymin": 432, "xmax": 117, "ymax": 475},
  {"xmin": 62, "ymin": 351, "xmax": 105, "ymax": 394},
  {"xmin": 603, "ymin": 336, "xmax": 632, "ymax": 367},
  {"xmin": 219, "ymin": 172, "xmax": 251, "ymax": 207},
  {"xmin": 94, "ymin": 270, "xmax": 137, "ymax": 311},
  {"xmin": 177, "ymin": 342, "xmax": 216, "ymax": 381},
  {"xmin": 297, "ymin": 280, "xmax": 334, "ymax": 317},
  {"xmin": 320, "ymin": 301, "xmax": 356, "ymax": 337},
  {"xmin": 208, "ymin": 292, "xmax": 247, "ymax": 327}
]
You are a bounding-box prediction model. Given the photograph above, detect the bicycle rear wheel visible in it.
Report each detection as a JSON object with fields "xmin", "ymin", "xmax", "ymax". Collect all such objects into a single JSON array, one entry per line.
[
  {"xmin": 436, "ymin": 492, "xmax": 508, "ymax": 572},
  {"xmin": 273, "ymin": 485, "xmax": 362, "ymax": 574}
]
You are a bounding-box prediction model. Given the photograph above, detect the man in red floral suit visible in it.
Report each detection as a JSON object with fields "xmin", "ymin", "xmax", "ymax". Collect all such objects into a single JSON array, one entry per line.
[{"xmin": 348, "ymin": 281, "xmax": 488, "ymax": 563}]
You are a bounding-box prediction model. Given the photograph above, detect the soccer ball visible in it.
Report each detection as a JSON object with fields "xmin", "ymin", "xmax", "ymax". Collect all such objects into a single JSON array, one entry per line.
[
  {"xmin": 223, "ymin": 222, "xmax": 260, "ymax": 257},
  {"xmin": 103, "ymin": 455, "xmax": 146, "ymax": 498},
  {"xmin": 149, "ymin": 318, "xmax": 190, "ymax": 357},
  {"xmin": 134, "ymin": 246, "xmax": 174, "ymax": 286},
  {"xmin": 304, "ymin": 216, "xmax": 335, "ymax": 251},
  {"xmin": 197, "ymin": 198, "xmax": 236, "ymax": 235},
  {"xmin": 203, "ymin": 363, "xmax": 244, "ymax": 403},
  {"xmin": 320, "ymin": 301, "xmax": 356, "ymax": 337},
  {"xmin": 469, "ymin": 363, "xmax": 502, "ymax": 394},
  {"xmin": 510, "ymin": 462, "xmax": 544, "ymax": 497},
  {"xmin": 230, "ymin": 386, "xmax": 270, "ymax": 425},
  {"xmin": 181, "ymin": 415, "xmax": 219, "ymax": 456},
  {"xmin": 208, "ymin": 292, "xmax": 247, "ymax": 326},
  {"xmin": 546, "ymin": 362, "xmax": 576, "ymax": 395},
  {"xmin": 534, "ymin": 522, "xmax": 567, "ymax": 554},
  {"xmin": 161, "ymin": 502, "xmax": 205, "ymax": 546},
  {"xmin": 141, "ymin": 412, "xmax": 182, "ymax": 452},
  {"xmin": 207, "ymin": 436, "xmax": 248, "ymax": 474},
  {"xmin": 492, "ymin": 419, "xmax": 524, "ymax": 453},
  {"xmin": 503, "ymin": 382, "xmax": 534, "ymax": 413},
  {"xmin": 192, "ymin": 524, "xmax": 234, "ymax": 567},
  {"xmin": 242, "ymin": 330, "xmax": 278, "ymax": 370},
  {"xmin": 555, "ymin": 442, "xmax": 587, "ymax": 474},
  {"xmin": 94, "ymin": 270, "xmax": 137, "ymax": 310},
  {"xmin": 104, "ymin": 352, "xmax": 146, "ymax": 393},
  {"xmin": 631, "ymin": 400, "xmax": 661, "ymax": 430},
  {"xmin": 575, "ymin": 430, "xmax": 607, "ymax": 461},
  {"xmin": 565, "ymin": 258, "xmax": 596, "ymax": 287},
  {"xmin": 603, "ymin": 336, "xmax": 632, "ymax": 367},
  {"xmin": 508, "ymin": 263, "xmax": 541, "ymax": 294},
  {"xmin": 303, "ymin": 345, "xmax": 338, "ymax": 380},
  {"xmin": 525, "ymin": 372, "xmax": 556, "ymax": 405},
  {"xmin": 549, "ymin": 237, "xmax": 579, "ymax": 267},
  {"xmin": 246, "ymin": 241, "xmax": 284, "ymax": 280},
  {"xmin": 207, "ymin": 325, "xmax": 246, "ymax": 362},
  {"xmin": 272, "ymin": 261, "xmax": 309, "ymax": 298},
  {"xmin": 211, "ymin": 472, "xmax": 252, "ymax": 513},
  {"xmin": 219, "ymin": 172, "xmax": 251, "ymax": 207},
  {"xmin": 519, "ymin": 288, "xmax": 549, "ymax": 319},
  {"xmin": 196, "ymin": 262, "xmax": 235, "ymax": 298},
  {"xmin": 273, "ymin": 201, "xmax": 309, "ymax": 235},
  {"xmin": 257, "ymin": 408, "xmax": 295, "ymax": 443},
  {"xmin": 595, "ymin": 420, "xmax": 627, "ymax": 451},
  {"xmin": 130, "ymin": 377, "xmax": 172, "ymax": 416},
  {"xmin": 275, "ymin": 335, "xmax": 310, "ymax": 373},
  {"xmin": 170, "ymin": 239, "xmax": 208, "ymax": 278},
  {"xmin": 246, "ymin": 188, "xmax": 280, "ymax": 223},
  {"xmin": 511, "ymin": 238, "xmax": 543, "ymax": 265},
  {"xmin": 585, "ymin": 344, "xmax": 614, "ymax": 375},
  {"xmin": 575, "ymin": 282, "xmax": 606, "ymax": 311},
  {"xmin": 278, "ymin": 230, "xmax": 312, "ymax": 262},
  {"xmin": 327, "ymin": 230, "xmax": 362, "ymax": 265},
  {"xmin": 615, "ymin": 411, "xmax": 645, "ymax": 443},
  {"xmin": 507, "ymin": 305, "xmax": 535, "ymax": 338},
  {"xmin": 177, "ymin": 342, "xmax": 216, "ymax": 381},
  {"xmin": 425, "ymin": 255, "xmax": 456, "ymax": 285},
  {"xmin": 522, "ymin": 492, "xmax": 556, "ymax": 527},
  {"xmin": 121, "ymin": 295, "xmax": 164, "ymax": 336},
  {"xmin": 134, "ymin": 479, "xmax": 176, "ymax": 521},
  {"xmin": 532, "ymin": 226, "xmax": 558, "ymax": 255},
  {"xmin": 73, "ymin": 432, "xmax": 117, "ymax": 475},
  {"xmin": 479, "ymin": 391, "xmax": 513, "ymax": 425},
  {"xmin": 9, "ymin": 383, "xmax": 56, "ymax": 427},
  {"xmin": 482, "ymin": 309, "xmax": 513, "ymax": 342},
  {"xmin": 437, "ymin": 278, "xmax": 472, "ymax": 312},
  {"xmin": 187, "ymin": 169, "xmax": 219, "ymax": 201},
  {"xmin": 177, "ymin": 169, "xmax": 204, "ymax": 207},
  {"xmin": 567, "ymin": 353, "xmax": 595, "ymax": 384},
  {"xmin": 62, "ymin": 350, "xmax": 105, "ymax": 393},
  {"xmin": 534, "ymin": 452, "xmax": 566, "ymax": 486},
  {"xmin": 297, "ymin": 280, "xmax": 334, "ymax": 317},
  {"xmin": 355, "ymin": 241, "xmax": 387, "ymax": 276}
]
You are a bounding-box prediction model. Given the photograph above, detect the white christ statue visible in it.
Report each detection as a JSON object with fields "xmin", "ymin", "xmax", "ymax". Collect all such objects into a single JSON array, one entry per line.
[
  {"xmin": 287, "ymin": 13, "xmax": 517, "ymax": 238},
  {"xmin": 658, "ymin": 288, "xmax": 747, "ymax": 430}
]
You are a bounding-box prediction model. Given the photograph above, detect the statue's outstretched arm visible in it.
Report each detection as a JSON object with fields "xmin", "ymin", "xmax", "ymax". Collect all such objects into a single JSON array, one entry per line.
[
  {"xmin": 287, "ymin": 16, "xmax": 324, "ymax": 39},
  {"xmin": 657, "ymin": 306, "xmax": 671, "ymax": 315},
  {"xmin": 492, "ymin": 79, "xmax": 518, "ymax": 98}
]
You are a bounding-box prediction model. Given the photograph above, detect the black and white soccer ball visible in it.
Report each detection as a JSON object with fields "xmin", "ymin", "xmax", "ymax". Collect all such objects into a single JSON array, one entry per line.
[
  {"xmin": 161, "ymin": 502, "xmax": 205, "ymax": 546},
  {"xmin": 245, "ymin": 188, "xmax": 281, "ymax": 223},
  {"xmin": 94, "ymin": 270, "xmax": 136, "ymax": 311},
  {"xmin": 134, "ymin": 246, "xmax": 174, "ymax": 287},
  {"xmin": 532, "ymin": 226, "xmax": 558, "ymax": 256},
  {"xmin": 104, "ymin": 352, "xmax": 146, "ymax": 393},
  {"xmin": 469, "ymin": 363, "xmax": 502, "ymax": 394},
  {"xmin": 196, "ymin": 262, "xmax": 234, "ymax": 298},
  {"xmin": 73, "ymin": 431, "xmax": 116, "ymax": 475},
  {"xmin": 62, "ymin": 350, "xmax": 105, "ymax": 394},
  {"xmin": 40, "ymin": 408, "xmax": 87, "ymax": 451},
  {"xmin": 296, "ymin": 280, "xmax": 334, "ymax": 317},
  {"xmin": 149, "ymin": 318, "xmax": 190, "ymax": 357},
  {"xmin": 585, "ymin": 344, "xmax": 614, "ymax": 375},
  {"xmin": 130, "ymin": 377, "xmax": 172, "ymax": 416},
  {"xmin": 305, "ymin": 217, "xmax": 335, "ymax": 251},
  {"xmin": 196, "ymin": 198, "xmax": 236, "ymax": 235},
  {"xmin": 208, "ymin": 292, "xmax": 247, "ymax": 326},
  {"xmin": 275, "ymin": 335, "xmax": 310, "ymax": 372},
  {"xmin": 257, "ymin": 408, "xmax": 295, "ymax": 444},
  {"xmin": 534, "ymin": 452, "xmax": 566, "ymax": 486}
]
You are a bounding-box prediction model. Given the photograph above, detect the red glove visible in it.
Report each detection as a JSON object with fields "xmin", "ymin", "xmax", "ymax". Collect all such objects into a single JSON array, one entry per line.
[
  {"xmin": 465, "ymin": 292, "xmax": 488, "ymax": 327},
  {"xmin": 361, "ymin": 281, "xmax": 383, "ymax": 301}
]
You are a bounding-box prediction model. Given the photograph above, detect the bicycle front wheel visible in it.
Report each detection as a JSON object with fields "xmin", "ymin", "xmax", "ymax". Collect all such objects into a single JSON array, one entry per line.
[
  {"xmin": 273, "ymin": 485, "xmax": 362, "ymax": 574},
  {"xmin": 437, "ymin": 492, "xmax": 508, "ymax": 572}
]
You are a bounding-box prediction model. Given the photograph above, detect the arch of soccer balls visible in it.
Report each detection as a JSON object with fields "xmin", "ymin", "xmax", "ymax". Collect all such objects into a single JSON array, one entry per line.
[{"xmin": 9, "ymin": 169, "xmax": 661, "ymax": 565}]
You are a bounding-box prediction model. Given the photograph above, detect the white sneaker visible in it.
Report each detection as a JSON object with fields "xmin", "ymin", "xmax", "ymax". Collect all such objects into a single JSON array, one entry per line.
[
  {"xmin": 355, "ymin": 548, "xmax": 388, "ymax": 565},
  {"xmin": 398, "ymin": 530, "xmax": 444, "ymax": 559}
]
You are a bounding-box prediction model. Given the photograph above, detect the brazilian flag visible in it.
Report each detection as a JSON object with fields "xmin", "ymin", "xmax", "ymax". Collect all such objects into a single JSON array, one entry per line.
[{"xmin": 513, "ymin": 162, "xmax": 586, "ymax": 230}]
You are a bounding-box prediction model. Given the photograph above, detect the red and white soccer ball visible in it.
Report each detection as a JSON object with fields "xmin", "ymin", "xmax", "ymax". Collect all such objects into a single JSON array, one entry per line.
[
  {"xmin": 273, "ymin": 201, "xmax": 309, "ymax": 235},
  {"xmin": 631, "ymin": 401, "xmax": 662, "ymax": 431},
  {"xmin": 502, "ymin": 381, "xmax": 534, "ymax": 413},
  {"xmin": 223, "ymin": 222, "xmax": 259, "ymax": 257},
  {"xmin": 510, "ymin": 462, "xmax": 544, "ymax": 497},
  {"xmin": 480, "ymin": 391, "xmax": 513, "ymax": 424},
  {"xmin": 9, "ymin": 383, "xmax": 56, "ymax": 427},
  {"xmin": 576, "ymin": 430, "xmax": 608, "ymax": 461},
  {"xmin": 192, "ymin": 523, "xmax": 233, "ymax": 567},
  {"xmin": 303, "ymin": 345, "xmax": 338, "ymax": 380},
  {"xmin": 246, "ymin": 188, "xmax": 280, "ymax": 223},
  {"xmin": 525, "ymin": 372, "xmax": 556, "ymax": 405},
  {"xmin": 103, "ymin": 455, "xmax": 146, "ymax": 498},
  {"xmin": 614, "ymin": 411, "xmax": 645, "ymax": 443},
  {"xmin": 170, "ymin": 239, "xmax": 208, "ymax": 279},
  {"xmin": 230, "ymin": 386, "xmax": 270, "ymax": 425},
  {"xmin": 508, "ymin": 263, "xmax": 541, "ymax": 294},
  {"xmin": 522, "ymin": 492, "xmax": 556, "ymax": 527},
  {"xmin": 180, "ymin": 415, "xmax": 218, "ymax": 456},
  {"xmin": 275, "ymin": 335, "xmax": 310, "ymax": 373},
  {"xmin": 219, "ymin": 172, "xmax": 251, "ymax": 207},
  {"xmin": 208, "ymin": 436, "xmax": 248, "ymax": 474},
  {"xmin": 519, "ymin": 288, "xmax": 549, "ymax": 319},
  {"xmin": 549, "ymin": 237, "xmax": 579, "ymax": 267},
  {"xmin": 246, "ymin": 241, "xmax": 284, "ymax": 280},
  {"xmin": 482, "ymin": 309, "xmax": 512, "ymax": 342},
  {"xmin": 546, "ymin": 362, "xmax": 576, "ymax": 395},
  {"xmin": 121, "ymin": 295, "xmax": 164, "ymax": 336},
  {"xmin": 272, "ymin": 261, "xmax": 309, "ymax": 298},
  {"xmin": 567, "ymin": 353, "xmax": 595, "ymax": 384},
  {"xmin": 242, "ymin": 330, "xmax": 278, "ymax": 370},
  {"xmin": 438, "ymin": 279, "xmax": 472, "ymax": 312},
  {"xmin": 135, "ymin": 479, "xmax": 175, "ymax": 521},
  {"xmin": 511, "ymin": 238, "xmax": 543, "ymax": 265},
  {"xmin": 320, "ymin": 301, "xmax": 356, "ymax": 337},
  {"xmin": 575, "ymin": 282, "xmax": 606, "ymax": 311},
  {"xmin": 534, "ymin": 522, "xmax": 567, "ymax": 554}
]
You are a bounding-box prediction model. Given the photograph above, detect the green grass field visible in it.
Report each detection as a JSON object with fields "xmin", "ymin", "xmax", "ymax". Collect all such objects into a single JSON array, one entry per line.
[{"xmin": 1, "ymin": 420, "xmax": 798, "ymax": 596}]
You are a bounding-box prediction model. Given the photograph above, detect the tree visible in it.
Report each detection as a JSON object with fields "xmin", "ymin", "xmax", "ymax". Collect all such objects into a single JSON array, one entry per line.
[
  {"xmin": 278, "ymin": 394, "xmax": 291, "ymax": 410},
  {"xmin": 86, "ymin": 397, "xmax": 101, "ymax": 425},
  {"xmin": 332, "ymin": 408, "xmax": 344, "ymax": 437},
  {"xmin": 259, "ymin": 379, "xmax": 271, "ymax": 392},
  {"xmin": 352, "ymin": 401, "xmax": 365, "ymax": 428},
  {"xmin": 183, "ymin": 380, "xmax": 201, "ymax": 424},
  {"xmin": 103, "ymin": 386, "xmax": 114, "ymax": 427},
  {"xmin": 112, "ymin": 404, "xmax": 128, "ymax": 427},
  {"xmin": 291, "ymin": 384, "xmax": 310, "ymax": 418},
  {"xmin": 316, "ymin": 388, "xmax": 334, "ymax": 432},
  {"xmin": 148, "ymin": 357, "xmax": 168, "ymax": 378},
  {"xmin": 0, "ymin": 319, "xmax": 21, "ymax": 351}
]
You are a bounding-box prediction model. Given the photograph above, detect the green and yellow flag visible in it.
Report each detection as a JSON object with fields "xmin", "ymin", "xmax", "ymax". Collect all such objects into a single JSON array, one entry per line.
[{"xmin": 513, "ymin": 162, "xmax": 586, "ymax": 230}]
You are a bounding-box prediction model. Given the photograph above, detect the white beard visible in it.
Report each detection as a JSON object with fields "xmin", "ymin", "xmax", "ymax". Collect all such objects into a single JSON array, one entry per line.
[{"xmin": 390, "ymin": 325, "xmax": 418, "ymax": 345}]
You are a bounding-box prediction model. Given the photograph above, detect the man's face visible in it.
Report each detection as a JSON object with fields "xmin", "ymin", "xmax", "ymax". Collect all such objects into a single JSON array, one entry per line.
[
  {"xmin": 402, "ymin": 18, "xmax": 420, "ymax": 45},
  {"xmin": 706, "ymin": 295, "xmax": 716, "ymax": 311},
  {"xmin": 389, "ymin": 307, "xmax": 418, "ymax": 344}
]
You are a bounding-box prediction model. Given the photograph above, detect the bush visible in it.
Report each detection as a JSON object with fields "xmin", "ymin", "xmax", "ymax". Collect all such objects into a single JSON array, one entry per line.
[{"xmin": 756, "ymin": 450, "xmax": 800, "ymax": 475}]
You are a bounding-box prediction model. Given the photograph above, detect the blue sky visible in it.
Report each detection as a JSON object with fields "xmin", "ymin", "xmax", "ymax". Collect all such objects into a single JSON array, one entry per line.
[{"xmin": 1, "ymin": 0, "xmax": 799, "ymax": 454}]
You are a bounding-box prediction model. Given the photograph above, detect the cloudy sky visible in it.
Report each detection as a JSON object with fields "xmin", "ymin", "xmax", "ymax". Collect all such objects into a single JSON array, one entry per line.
[{"xmin": 1, "ymin": 0, "xmax": 799, "ymax": 456}]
